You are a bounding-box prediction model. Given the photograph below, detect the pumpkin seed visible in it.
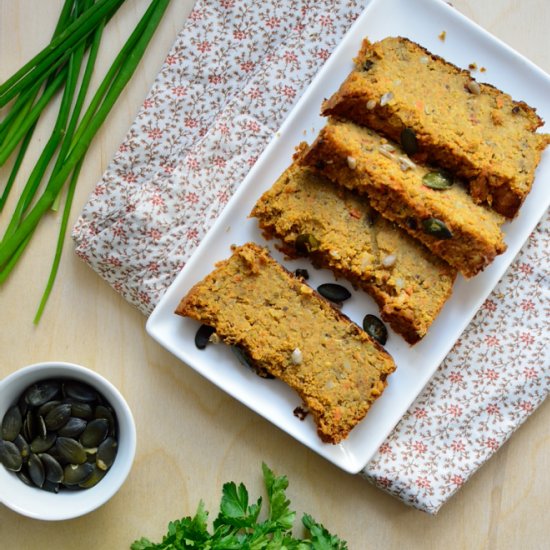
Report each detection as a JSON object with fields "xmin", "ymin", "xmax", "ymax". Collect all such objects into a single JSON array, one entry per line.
[
  {"xmin": 0, "ymin": 440, "xmax": 23, "ymax": 472},
  {"xmin": 94, "ymin": 405, "xmax": 116, "ymax": 436},
  {"xmin": 13, "ymin": 434, "xmax": 30, "ymax": 462},
  {"xmin": 69, "ymin": 401, "xmax": 94, "ymax": 420},
  {"xmin": 29, "ymin": 432, "xmax": 56, "ymax": 454},
  {"xmin": 363, "ymin": 59, "xmax": 374, "ymax": 72},
  {"xmin": 63, "ymin": 381, "xmax": 99, "ymax": 403},
  {"xmin": 400, "ymin": 127, "xmax": 418, "ymax": 155},
  {"xmin": 63, "ymin": 463, "xmax": 94, "ymax": 486},
  {"xmin": 17, "ymin": 469, "xmax": 33, "ymax": 487},
  {"xmin": 78, "ymin": 465, "xmax": 107, "ymax": 489},
  {"xmin": 363, "ymin": 314, "xmax": 388, "ymax": 345},
  {"xmin": 24, "ymin": 381, "xmax": 60, "ymax": 407},
  {"xmin": 422, "ymin": 217, "xmax": 453, "ymax": 239},
  {"xmin": 96, "ymin": 437, "xmax": 118, "ymax": 471},
  {"xmin": 28, "ymin": 453, "xmax": 45, "ymax": 487},
  {"xmin": 295, "ymin": 233, "xmax": 320, "ymax": 255},
  {"xmin": 422, "ymin": 170, "xmax": 454, "ymax": 190},
  {"xmin": 1, "ymin": 405, "xmax": 22, "ymax": 441},
  {"xmin": 56, "ymin": 437, "xmax": 87, "ymax": 465},
  {"xmin": 58, "ymin": 417, "xmax": 87, "ymax": 438},
  {"xmin": 80, "ymin": 418, "xmax": 109, "ymax": 448},
  {"xmin": 294, "ymin": 268, "xmax": 310, "ymax": 280},
  {"xmin": 38, "ymin": 400, "xmax": 61, "ymax": 417},
  {"xmin": 195, "ymin": 324, "xmax": 215, "ymax": 350},
  {"xmin": 39, "ymin": 452, "xmax": 64, "ymax": 484},
  {"xmin": 317, "ymin": 283, "xmax": 352, "ymax": 303},
  {"xmin": 44, "ymin": 403, "xmax": 72, "ymax": 431}
]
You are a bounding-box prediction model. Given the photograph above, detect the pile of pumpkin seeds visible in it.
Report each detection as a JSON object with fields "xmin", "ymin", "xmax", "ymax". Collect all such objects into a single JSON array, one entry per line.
[{"xmin": 0, "ymin": 378, "xmax": 118, "ymax": 492}]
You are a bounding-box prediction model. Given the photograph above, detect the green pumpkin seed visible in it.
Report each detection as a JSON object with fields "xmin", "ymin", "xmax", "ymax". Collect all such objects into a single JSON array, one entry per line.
[
  {"xmin": 80, "ymin": 418, "xmax": 109, "ymax": 448},
  {"xmin": 0, "ymin": 440, "xmax": 23, "ymax": 472},
  {"xmin": 39, "ymin": 452, "xmax": 64, "ymax": 484},
  {"xmin": 96, "ymin": 437, "xmax": 118, "ymax": 471},
  {"xmin": 422, "ymin": 218, "xmax": 453, "ymax": 239},
  {"xmin": 317, "ymin": 283, "xmax": 352, "ymax": 303},
  {"xmin": 363, "ymin": 314, "xmax": 388, "ymax": 345},
  {"xmin": 195, "ymin": 324, "xmax": 215, "ymax": 350},
  {"xmin": 63, "ymin": 381, "xmax": 99, "ymax": 403},
  {"xmin": 422, "ymin": 170, "xmax": 454, "ymax": 190},
  {"xmin": 56, "ymin": 437, "xmax": 87, "ymax": 465},
  {"xmin": 17, "ymin": 469, "xmax": 33, "ymax": 487},
  {"xmin": 400, "ymin": 127, "xmax": 418, "ymax": 155},
  {"xmin": 13, "ymin": 434, "xmax": 30, "ymax": 462},
  {"xmin": 58, "ymin": 417, "xmax": 87, "ymax": 438},
  {"xmin": 69, "ymin": 401, "xmax": 94, "ymax": 420},
  {"xmin": 295, "ymin": 233, "xmax": 320, "ymax": 255},
  {"xmin": 24, "ymin": 381, "xmax": 60, "ymax": 407},
  {"xmin": 44, "ymin": 403, "xmax": 72, "ymax": 431},
  {"xmin": 37, "ymin": 400, "xmax": 61, "ymax": 417},
  {"xmin": 1, "ymin": 405, "xmax": 23, "ymax": 441},
  {"xmin": 29, "ymin": 432, "xmax": 56, "ymax": 454},
  {"xmin": 63, "ymin": 462, "xmax": 94, "ymax": 486},
  {"xmin": 28, "ymin": 453, "xmax": 45, "ymax": 487},
  {"xmin": 78, "ymin": 465, "xmax": 107, "ymax": 489}
]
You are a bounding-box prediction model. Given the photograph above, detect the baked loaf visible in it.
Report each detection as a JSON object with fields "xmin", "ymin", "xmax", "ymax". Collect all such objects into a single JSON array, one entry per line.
[
  {"xmin": 299, "ymin": 118, "xmax": 507, "ymax": 278},
  {"xmin": 322, "ymin": 36, "xmax": 550, "ymax": 218},
  {"xmin": 175, "ymin": 242, "xmax": 396, "ymax": 444},
  {"xmin": 251, "ymin": 161, "xmax": 456, "ymax": 344}
]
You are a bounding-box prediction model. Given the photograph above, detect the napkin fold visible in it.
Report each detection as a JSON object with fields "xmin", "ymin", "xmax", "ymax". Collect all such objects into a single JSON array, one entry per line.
[{"xmin": 73, "ymin": 0, "xmax": 549, "ymax": 514}]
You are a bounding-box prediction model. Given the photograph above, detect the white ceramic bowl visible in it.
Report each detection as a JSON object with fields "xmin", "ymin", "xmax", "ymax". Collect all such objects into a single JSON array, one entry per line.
[{"xmin": 0, "ymin": 361, "xmax": 136, "ymax": 520}]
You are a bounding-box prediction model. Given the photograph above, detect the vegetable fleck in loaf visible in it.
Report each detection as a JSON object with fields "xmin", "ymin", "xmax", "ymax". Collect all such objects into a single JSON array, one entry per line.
[
  {"xmin": 175, "ymin": 242, "xmax": 396, "ymax": 444},
  {"xmin": 251, "ymin": 161, "xmax": 456, "ymax": 344},
  {"xmin": 299, "ymin": 118, "xmax": 507, "ymax": 278},
  {"xmin": 322, "ymin": 36, "xmax": 550, "ymax": 218}
]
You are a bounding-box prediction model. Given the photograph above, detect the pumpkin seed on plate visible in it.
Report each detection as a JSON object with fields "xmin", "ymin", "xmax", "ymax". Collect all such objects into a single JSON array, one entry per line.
[
  {"xmin": 63, "ymin": 462, "xmax": 94, "ymax": 486},
  {"xmin": 96, "ymin": 437, "xmax": 118, "ymax": 471},
  {"xmin": 317, "ymin": 283, "xmax": 352, "ymax": 303},
  {"xmin": 422, "ymin": 217, "xmax": 453, "ymax": 239},
  {"xmin": 195, "ymin": 324, "xmax": 216, "ymax": 350},
  {"xmin": 362, "ymin": 314, "xmax": 388, "ymax": 346},
  {"xmin": 78, "ymin": 464, "xmax": 107, "ymax": 489},
  {"xmin": 422, "ymin": 170, "xmax": 454, "ymax": 190},
  {"xmin": 63, "ymin": 381, "xmax": 99, "ymax": 403}
]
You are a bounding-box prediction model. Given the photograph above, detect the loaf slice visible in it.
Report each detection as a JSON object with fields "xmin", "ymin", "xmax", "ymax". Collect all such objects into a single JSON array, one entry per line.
[
  {"xmin": 251, "ymin": 162, "xmax": 456, "ymax": 344},
  {"xmin": 322, "ymin": 36, "xmax": 550, "ymax": 218},
  {"xmin": 175, "ymin": 242, "xmax": 396, "ymax": 444},
  {"xmin": 299, "ymin": 118, "xmax": 507, "ymax": 278}
]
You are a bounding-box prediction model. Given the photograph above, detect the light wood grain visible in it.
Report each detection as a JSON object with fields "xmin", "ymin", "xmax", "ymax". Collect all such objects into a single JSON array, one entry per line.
[{"xmin": 0, "ymin": 1, "xmax": 548, "ymax": 548}]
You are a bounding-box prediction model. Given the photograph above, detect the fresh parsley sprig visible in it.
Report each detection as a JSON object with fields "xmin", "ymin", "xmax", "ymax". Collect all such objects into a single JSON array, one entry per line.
[{"xmin": 131, "ymin": 463, "xmax": 348, "ymax": 550}]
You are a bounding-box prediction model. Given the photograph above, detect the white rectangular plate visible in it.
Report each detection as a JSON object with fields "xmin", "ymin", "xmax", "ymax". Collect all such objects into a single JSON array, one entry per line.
[{"xmin": 147, "ymin": 0, "xmax": 550, "ymax": 473}]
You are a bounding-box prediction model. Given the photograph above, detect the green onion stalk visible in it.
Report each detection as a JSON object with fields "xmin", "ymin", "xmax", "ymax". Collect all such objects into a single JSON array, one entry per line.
[{"xmin": 0, "ymin": 0, "xmax": 172, "ymax": 323}]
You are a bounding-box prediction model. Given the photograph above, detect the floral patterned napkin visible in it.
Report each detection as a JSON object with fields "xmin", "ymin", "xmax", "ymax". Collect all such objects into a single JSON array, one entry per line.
[{"xmin": 72, "ymin": 0, "xmax": 549, "ymax": 514}]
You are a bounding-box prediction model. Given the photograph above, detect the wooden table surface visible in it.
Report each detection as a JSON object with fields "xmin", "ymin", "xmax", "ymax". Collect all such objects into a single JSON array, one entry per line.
[{"xmin": 0, "ymin": 1, "xmax": 548, "ymax": 548}]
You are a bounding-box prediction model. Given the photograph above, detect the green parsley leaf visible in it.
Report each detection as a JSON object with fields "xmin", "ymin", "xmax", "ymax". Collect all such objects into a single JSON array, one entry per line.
[{"xmin": 130, "ymin": 465, "xmax": 347, "ymax": 550}]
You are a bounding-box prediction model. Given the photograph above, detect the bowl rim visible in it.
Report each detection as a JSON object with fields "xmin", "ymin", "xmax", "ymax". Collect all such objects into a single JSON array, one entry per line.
[{"xmin": 0, "ymin": 361, "xmax": 137, "ymax": 521}]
